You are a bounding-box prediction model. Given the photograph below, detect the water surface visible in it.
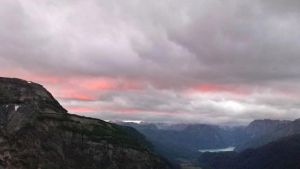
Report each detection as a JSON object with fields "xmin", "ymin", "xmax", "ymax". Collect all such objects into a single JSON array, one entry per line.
[{"xmin": 199, "ymin": 147, "xmax": 235, "ymax": 153}]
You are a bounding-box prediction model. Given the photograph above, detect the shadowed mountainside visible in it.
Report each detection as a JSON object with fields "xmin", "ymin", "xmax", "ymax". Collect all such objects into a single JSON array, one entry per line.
[
  {"xmin": 236, "ymin": 119, "xmax": 300, "ymax": 151},
  {"xmin": 198, "ymin": 134, "xmax": 300, "ymax": 169}
]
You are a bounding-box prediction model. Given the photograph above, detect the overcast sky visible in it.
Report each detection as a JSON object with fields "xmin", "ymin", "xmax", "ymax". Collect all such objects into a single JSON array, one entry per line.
[{"xmin": 1, "ymin": 0, "xmax": 300, "ymax": 125}]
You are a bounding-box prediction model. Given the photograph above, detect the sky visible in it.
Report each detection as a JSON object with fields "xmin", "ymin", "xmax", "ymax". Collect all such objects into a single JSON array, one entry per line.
[{"xmin": 1, "ymin": 0, "xmax": 300, "ymax": 125}]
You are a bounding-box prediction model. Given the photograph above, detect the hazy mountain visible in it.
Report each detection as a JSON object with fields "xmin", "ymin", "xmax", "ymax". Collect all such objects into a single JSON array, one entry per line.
[
  {"xmin": 198, "ymin": 134, "xmax": 300, "ymax": 169},
  {"xmin": 236, "ymin": 119, "xmax": 300, "ymax": 151},
  {"xmin": 245, "ymin": 119, "xmax": 290, "ymax": 138},
  {"xmin": 0, "ymin": 77, "xmax": 172, "ymax": 169}
]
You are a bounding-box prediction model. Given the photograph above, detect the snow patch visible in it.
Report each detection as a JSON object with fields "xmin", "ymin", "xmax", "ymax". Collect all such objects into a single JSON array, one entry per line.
[
  {"xmin": 15, "ymin": 105, "xmax": 20, "ymax": 111},
  {"xmin": 199, "ymin": 147, "xmax": 235, "ymax": 153}
]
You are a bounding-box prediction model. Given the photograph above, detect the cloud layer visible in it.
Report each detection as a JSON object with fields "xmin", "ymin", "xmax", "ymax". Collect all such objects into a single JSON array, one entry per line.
[{"xmin": 1, "ymin": 0, "xmax": 300, "ymax": 125}]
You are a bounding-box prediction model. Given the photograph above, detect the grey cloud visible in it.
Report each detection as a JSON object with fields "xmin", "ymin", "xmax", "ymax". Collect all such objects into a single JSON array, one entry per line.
[
  {"xmin": 1, "ymin": 0, "xmax": 300, "ymax": 124},
  {"xmin": 1, "ymin": 0, "xmax": 300, "ymax": 87},
  {"xmin": 60, "ymin": 88, "xmax": 300, "ymax": 125}
]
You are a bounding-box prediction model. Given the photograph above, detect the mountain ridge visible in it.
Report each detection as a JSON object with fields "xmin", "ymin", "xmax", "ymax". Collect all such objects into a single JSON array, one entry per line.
[{"xmin": 236, "ymin": 118, "xmax": 300, "ymax": 151}]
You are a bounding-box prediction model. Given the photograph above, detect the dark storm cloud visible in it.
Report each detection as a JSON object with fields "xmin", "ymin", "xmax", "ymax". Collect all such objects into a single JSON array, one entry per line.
[{"xmin": 1, "ymin": 0, "xmax": 300, "ymax": 124}]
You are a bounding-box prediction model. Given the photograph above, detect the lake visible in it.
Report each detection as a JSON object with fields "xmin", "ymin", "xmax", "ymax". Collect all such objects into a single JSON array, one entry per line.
[{"xmin": 198, "ymin": 147, "xmax": 235, "ymax": 153}]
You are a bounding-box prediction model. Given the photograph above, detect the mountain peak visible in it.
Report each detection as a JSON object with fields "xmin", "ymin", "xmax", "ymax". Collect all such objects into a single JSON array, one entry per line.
[
  {"xmin": 0, "ymin": 77, "xmax": 67, "ymax": 114},
  {"xmin": 0, "ymin": 77, "xmax": 69, "ymax": 133}
]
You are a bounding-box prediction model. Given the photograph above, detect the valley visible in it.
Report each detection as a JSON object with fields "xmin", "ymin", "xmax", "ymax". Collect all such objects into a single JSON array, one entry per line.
[{"xmin": 121, "ymin": 118, "xmax": 300, "ymax": 169}]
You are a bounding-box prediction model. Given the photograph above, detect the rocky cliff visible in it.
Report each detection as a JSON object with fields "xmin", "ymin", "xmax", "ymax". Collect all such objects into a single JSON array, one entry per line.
[{"xmin": 0, "ymin": 77, "xmax": 171, "ymax": 169}]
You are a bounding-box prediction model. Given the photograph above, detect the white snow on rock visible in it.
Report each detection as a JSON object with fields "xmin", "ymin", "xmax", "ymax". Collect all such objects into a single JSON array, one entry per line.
[{"xmin": 15, "ymin": 105, "xmax": 20, "ymax": 111}]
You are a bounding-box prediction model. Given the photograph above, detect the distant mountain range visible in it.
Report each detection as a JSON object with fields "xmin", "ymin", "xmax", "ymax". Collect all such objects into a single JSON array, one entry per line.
[
  {"xmin": 121, "ymin": 122, "xmax": 249, "ymax": 160},
  {"xmin": 121, "ymin": 118, "xmax": 300, "ymax": 167}
]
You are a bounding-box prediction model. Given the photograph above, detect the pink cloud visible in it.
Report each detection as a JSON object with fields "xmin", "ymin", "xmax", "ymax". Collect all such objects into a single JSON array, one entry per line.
[
  {"xmin": 66, "ymin": 106, "xmax": 96, "ymax": 113},
  {"xmin": 189, "ymin": 83, "xmax": 249, "ymax": 95}
]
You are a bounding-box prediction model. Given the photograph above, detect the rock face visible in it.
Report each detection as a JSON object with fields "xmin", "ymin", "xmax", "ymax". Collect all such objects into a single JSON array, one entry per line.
[{"xmin": 0, "ymin": 77, "xmax": 171, "ymax": 169}]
